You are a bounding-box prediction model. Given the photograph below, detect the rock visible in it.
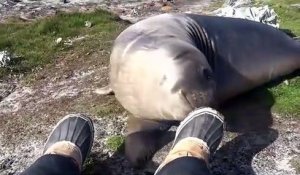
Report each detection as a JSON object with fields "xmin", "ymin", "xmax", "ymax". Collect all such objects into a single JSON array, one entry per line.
[
  {"xmin": 33, "ymin": 7, "xmax": 42, "ymax": 11},
  {"xmin": 161, "ymin": 5, "xmax": 172, "ymax": 12},
  {"xmin": 0, "ymin": 83, "xmax": 16, "ymax": 101},
  {"xmin": 0, "ymin": 51, "xmax": 11, "ymax": 68},
  {"xmin": 19, "ymin": 11, "xmax": 35, "ymax": 21},
  {"xmin": 62, "ymin": 0, "xmax": 69, "ymax": 3},
  {"xmin": 290, "ymin": 3, "xmax": 300, "ymax": 8},
  {"xmin": 154, "ymin": 2, "xmax": 163, "ymax": 8}
]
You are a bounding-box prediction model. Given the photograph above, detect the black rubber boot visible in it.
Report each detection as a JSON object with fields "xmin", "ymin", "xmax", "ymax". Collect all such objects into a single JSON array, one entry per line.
[
  {"xmin": 43, "ymin": 114, "xmax": 94, "ymax": 167},
  {"xmin": 172, "ymin": 107, "xmax": 224, "ymax": 154}
]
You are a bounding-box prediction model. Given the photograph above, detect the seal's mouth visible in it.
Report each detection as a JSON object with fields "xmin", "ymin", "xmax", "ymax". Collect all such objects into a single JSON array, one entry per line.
[
  {"xmin": 180, "ymin": 90, "xmax": 198, "ymax": 110},
  {"xmin": 180, "ymin": 89, "xmax": 214, "ymax": 110}
]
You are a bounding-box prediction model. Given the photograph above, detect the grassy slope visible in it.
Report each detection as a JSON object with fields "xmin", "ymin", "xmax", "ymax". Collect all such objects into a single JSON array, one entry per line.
[
  {"xmin": 0, "ymin": 11, "xmax": 129, "ymax": 174},
  {"xmin": 0, "ymin": 10, "xmax": 126, "ymax": 79},
  {"xmin": 256, "ymin": 0, "xmax": 300, "ymax": 117},
  {"xmin": 257, "ymin": 0, "xmax": 300, "ymax": 35}
]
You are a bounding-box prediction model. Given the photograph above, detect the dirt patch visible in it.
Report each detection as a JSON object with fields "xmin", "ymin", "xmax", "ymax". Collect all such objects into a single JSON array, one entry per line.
[{"xmin": 0, "ymin": 43, "xmax": 126, "ymax": 174}]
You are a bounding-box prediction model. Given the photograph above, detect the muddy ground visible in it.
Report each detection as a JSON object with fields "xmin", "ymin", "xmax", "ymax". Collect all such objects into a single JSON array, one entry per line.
[{"xmin": 0, "ymin": 0, "xmax": 299, "ymax": 175}]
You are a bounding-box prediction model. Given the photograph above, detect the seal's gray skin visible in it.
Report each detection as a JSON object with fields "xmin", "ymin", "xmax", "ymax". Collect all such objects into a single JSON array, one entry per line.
[
  {"xmin": 109, "ymin": 13, "xmax": 299, "ymax": 121},
  {"xmin": 105, "ymin": 13, "xmax": 300, "ymax": 167}
]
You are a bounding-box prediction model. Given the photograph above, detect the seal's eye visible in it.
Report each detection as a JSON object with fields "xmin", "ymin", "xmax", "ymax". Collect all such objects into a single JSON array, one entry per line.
[{"xmin": 203, "ymin": 69, "xmax": 213, "ymax": 80}]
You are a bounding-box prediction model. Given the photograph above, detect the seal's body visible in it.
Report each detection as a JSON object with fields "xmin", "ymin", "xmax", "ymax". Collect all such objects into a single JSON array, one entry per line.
[
  {"xmin": 109, "ymin": 13, "xmax": 300, "ymax": 121},
  {"xmin": 103, "ymin": 13, "xmax": 300, "ymax": 167}
]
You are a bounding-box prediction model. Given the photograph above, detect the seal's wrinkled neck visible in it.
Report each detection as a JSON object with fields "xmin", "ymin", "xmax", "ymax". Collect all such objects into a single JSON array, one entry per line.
[{"xmin": 185, "ymin": 17, "xmax": 216, "ymax": 71}]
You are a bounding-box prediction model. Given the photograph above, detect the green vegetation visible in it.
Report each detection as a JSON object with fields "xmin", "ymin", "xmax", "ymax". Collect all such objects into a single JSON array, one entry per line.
[
  {"xmin": 204, "ymin": 0, "xmax": 225, "ymax": 12},
  {"xmin": 0, "ymin": 9, "xmax": 126, "ymax": 79},
  {"xmin": 94, "ymin": 98, "xmax": 125, "ymax": 117},
  {"xmin": 106, "ymin": 135, "xmax": 124, "ymax": 151},
  {"xmin": 256, "ymin": 0, "xmax": 300, "ymax": 36},
  {"xmin": 96, "ymin": 105, "xmax": 124, "ymax": 117},
  {"xmin": 83, "ymin": 157, "xmax": 96, "ymax": 174},
  {"xmin": 270, "ymin": 77, "xmax": 300, "ymax": 116},
  {"xmin": 255, "ymin": 0, "xmax": 300, "ymax": 117}
]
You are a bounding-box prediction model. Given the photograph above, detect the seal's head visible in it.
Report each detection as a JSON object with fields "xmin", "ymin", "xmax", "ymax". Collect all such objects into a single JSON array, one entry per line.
[
  {"xmin": 175, "ymin": 49, "xmax": 215, "ymax": 107},
  {"xmin": 110, "ymin": 37, "xmax": 216, "ymax": 121},
  {"xmin": 160, "ymin": 41, "xmax": 216, "ymax": 118}
]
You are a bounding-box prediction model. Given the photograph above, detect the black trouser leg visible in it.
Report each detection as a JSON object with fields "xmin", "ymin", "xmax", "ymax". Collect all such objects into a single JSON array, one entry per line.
[
  {"xmin": 20, "ymin": 154, "xmax": 80, "ymax": 175},
  {"xmin": 156, "ymin": 157, "xmax": 212, "ymax": 175}
]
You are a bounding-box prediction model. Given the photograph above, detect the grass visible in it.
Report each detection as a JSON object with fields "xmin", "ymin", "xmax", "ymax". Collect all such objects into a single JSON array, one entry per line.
[
  {"xmin": 256, "ymin": 0, "xmax": 300, "ymax": 36},
  {"xmin": 203, "ymin": 0, "xmax": 225, "ymax": 12},
  {"xmin": 83, "ymin": 157, "xmax": 96, "ymax": 174},
  {"xmin": 0, "ymin": 9, "xmax": 127, "ymax": 79},
  {"xmin": 269, "ymin": 77, "xmax": 300, "ymax": 116},
  {"xmin": 96, "ymin": 104, "xmax": 124, "ymax": 117},
  {"xmin": 94, "ymin": 98, "xmax": 125, "ymax": 117},
  {"xmin": 106, "ymin": 135, "xmax": 124, "ymax": 151},
  {"xmin": 254, "ymin": 0, "xmax": 300, "ymax": 117}
]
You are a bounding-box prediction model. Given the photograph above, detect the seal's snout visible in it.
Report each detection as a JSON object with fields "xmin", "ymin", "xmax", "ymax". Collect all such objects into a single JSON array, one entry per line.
[{"xmin": 180, "ymin": 89, "xmax": 215, "ymax": 109}]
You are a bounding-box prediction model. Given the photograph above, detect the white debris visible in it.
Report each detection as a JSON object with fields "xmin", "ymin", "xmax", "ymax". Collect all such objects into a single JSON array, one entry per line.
[
  {"xmin": 84, "ymin": 20, "xmax": 92, "ymax": 28},
  {"xmin": 56, "ymin": 37, "xmax": 63, "ymax": 44},
  {"xmin": 64, "ymin": 36, "xmax": 86, "ymax": 46},
  {"xmin": 213, "ymin": 0, "xmax": 279, "ymax": 28},
  {"xmin": 0, "ymin": 51, "xmax": 12, "ymax": 68},
  {"xmin": 276, "ymin": 157, "xmax": 294, "ymax": 172}
]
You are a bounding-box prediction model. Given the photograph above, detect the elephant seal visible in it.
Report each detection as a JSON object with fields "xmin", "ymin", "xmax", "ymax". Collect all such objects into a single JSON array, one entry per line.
[{"xmin": 98, "ymin": 13, "xmax": 300, "ymax": 167}]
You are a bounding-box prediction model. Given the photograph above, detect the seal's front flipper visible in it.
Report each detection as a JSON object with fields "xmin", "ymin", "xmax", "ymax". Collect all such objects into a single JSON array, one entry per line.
[
  {"xmin": 94, "ymin": 85, "xmax": 114, "ymax": 95},
  {"xmin": 125, "ymin": 117, "xmax": 177, "ymax": 168}
]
